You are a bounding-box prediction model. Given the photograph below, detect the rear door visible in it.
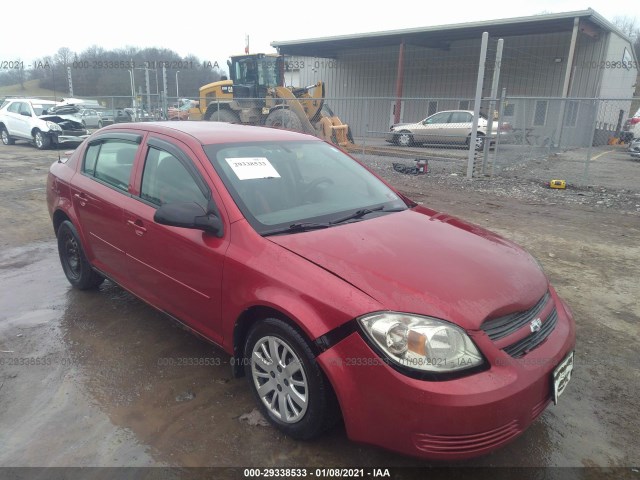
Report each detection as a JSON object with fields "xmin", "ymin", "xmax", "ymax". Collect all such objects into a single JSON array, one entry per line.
[
  {"xmin": 71, "ymin": 133, "xmax": 142, "ymax": 282},
  {"xmin": 121, "ymin": 135, "xmax": 229, "ymax": 343},
  {"xmin": 447, "ymin": 111, "xmax": 473, "ymax": 145},
  {"xmin": 413, "ymin": 111, "xmax": 452, "ymax": 144}
]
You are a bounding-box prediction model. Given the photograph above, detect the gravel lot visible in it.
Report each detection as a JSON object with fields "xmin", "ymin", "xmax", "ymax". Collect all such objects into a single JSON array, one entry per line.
[{"xmin": 0, "ymin": 140, "xmax": 638, "ymax": 475}]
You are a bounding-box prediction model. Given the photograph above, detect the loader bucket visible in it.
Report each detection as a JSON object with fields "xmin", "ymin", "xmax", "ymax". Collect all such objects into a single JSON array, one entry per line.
[{"xmin": 318, "ymin": 116, "xmax": 352, "ymax": 147}]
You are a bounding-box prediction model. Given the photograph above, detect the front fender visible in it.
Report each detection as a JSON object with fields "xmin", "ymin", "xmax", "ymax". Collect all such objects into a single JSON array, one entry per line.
[{"xmin": 220, "ymin": 220, "xmax": 382, "ymax": 353}]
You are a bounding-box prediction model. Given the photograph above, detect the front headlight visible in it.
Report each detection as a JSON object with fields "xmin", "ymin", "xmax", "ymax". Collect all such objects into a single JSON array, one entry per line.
[
  {"xmin": 359, "ymin": 312, "xmax": 484, "ymax": 373},
  {"xmin": 46, "ymin": 121, "xmax": 62, "ymax": 132}
]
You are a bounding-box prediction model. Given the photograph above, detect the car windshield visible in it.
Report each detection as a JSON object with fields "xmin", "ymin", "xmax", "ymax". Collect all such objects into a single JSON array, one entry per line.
[
  {"xmin": 204, "ymin": 141, "xmax": 407, "ymax": 235},
  {"xmin": 33, "ymin": 103, "xmax": 57, "ymax": 115}
]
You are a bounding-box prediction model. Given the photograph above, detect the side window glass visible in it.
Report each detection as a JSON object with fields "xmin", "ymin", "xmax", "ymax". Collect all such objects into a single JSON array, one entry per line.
[
  {"xmin": 450, "ymin": 112, "xmax": 472, "ymax": 123},
  {"xmin": 19, "ymin": 103, "xmax": 31, "ymax": 116},
  {"xmin": 87, "ymin": 140, "xmax": 137, "ymax": 191},
  {"xmin": 140, "ymin": 146, "xmax": 208, "ymax": 208},
  {"xmin": 427, "ymin": 112, "xmax": 450, "ymax": 124},
  {"xmin": 83, "ymin": 143, "xmax": 101, "ymax": 175},
  {"xmin": 8, "ymin": 102, "xmax": 21, "ymax": 113}
]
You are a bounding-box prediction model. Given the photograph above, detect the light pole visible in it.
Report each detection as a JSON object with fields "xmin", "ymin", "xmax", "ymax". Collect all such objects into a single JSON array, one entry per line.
[
  {"xmin": 127, "ymin": 69, "xmax": 136, "ymax": 111},
  {"xmin": 175, "ymin": 71, "xmax": 180, "ymax": 101}
]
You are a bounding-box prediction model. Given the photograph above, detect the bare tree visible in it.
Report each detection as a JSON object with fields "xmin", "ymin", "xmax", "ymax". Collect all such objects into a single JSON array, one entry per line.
[
  {"xmin": 612, "ymin": 16, "xmax": 640, "ymax": 69},
  {"xmin": 54, "ymin": 47, "xmax": 73, "ymax": 67},
  {"xmin": 613, "ymin": 16, "xmax": 639, "ymax": 39}
]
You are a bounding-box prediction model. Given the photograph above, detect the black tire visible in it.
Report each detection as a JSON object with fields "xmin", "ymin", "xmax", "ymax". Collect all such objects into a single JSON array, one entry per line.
[
  {"xmin": 396, "ymin": 130, "xmax": 413, "ymax": 147},
  {"xmin": 265, "ymin": 109, "xmax": 303, "ymax": 132},
  {"xmin": 207, "ymin": 109, "xmax": 239, "ymax": 123},
  {"xmin": 33, "ymin": 130, "xmax": 51, "ymax": 150},
  {"xmin": 1, "ymin": 126, "xmax": 15, "ymax": 145},
  {"xmin": 57, "ymin": 220, "xmax": 105, "ymax": 290},
  {"xmin": 244, "ymin": 318, "xmax": 339, "ymax": 440},
  {"xmin": 467, "ymin": 132, "xmax": 485, "ymax": 151}
]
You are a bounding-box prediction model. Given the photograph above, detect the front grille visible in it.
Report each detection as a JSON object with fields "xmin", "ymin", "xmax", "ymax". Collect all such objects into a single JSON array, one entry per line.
[
  {"xmin": 481, "ymin": 291, "xmax": 558, "ymax": 358},
  {"xmin": 61, "ymin": 130, "xmax": 85, "ymax": 136},
  {"xmin": 481, "ymin": 292, "xmax": 550, "ymax": 341},
  {"xmin": 503, "ymin": 309, "xmax": 557, "ymax": 358}
]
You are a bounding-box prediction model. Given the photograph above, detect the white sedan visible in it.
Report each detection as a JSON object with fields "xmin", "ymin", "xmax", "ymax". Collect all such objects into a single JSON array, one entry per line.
[{"xmin": 386, "ymin": 110, "xmax": 511, "ymax": 150}]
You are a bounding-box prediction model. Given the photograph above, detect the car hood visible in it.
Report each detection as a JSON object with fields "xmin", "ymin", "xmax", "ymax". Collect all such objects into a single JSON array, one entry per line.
[
  {"xmin": 39, "ymin": 114, "xmax": 84, "ymax": 127},
  {"xmin": 269, "ymin": 208, "xmax": 548, "ymax": 330}
]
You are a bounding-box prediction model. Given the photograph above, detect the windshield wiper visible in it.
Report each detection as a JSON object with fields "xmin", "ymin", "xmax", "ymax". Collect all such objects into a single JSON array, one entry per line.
[
  {"xmin": 262, "ymin": 222, "xmax": 331, "ymax": 237},
  {"xmin": 330, "ymin": 206, "xmax": 405, "ymax": 225},
  {"xmin": 262, "ymin": 206, "xmax": 406, "ymax": 236}
]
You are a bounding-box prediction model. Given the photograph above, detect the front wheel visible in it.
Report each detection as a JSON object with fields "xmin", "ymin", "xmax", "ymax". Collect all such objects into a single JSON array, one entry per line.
[
  {"xmin": 264, "ymin": 109, "xmax": 303, "ymax": 132},
  {"xmin": 57, "ymin": 220, "xmax": 105, "ymax": 290},
  {"xmin": 244, "ymin": 318, "xmax": 339, "ymax": 439},
  {"xmin": 395, "ymin": 131, "xmax": 413, "ymax": 147},
  {"xmin": 33, "ymin": 130, "xmax": 51, "ymax": 150},
  {"xmin": 1, "ymin": 127, "xmax": 15, "ymax": 145},
  {"xmin": 206, "ymin": 109, "xmax": 239, "ymax": 123}
]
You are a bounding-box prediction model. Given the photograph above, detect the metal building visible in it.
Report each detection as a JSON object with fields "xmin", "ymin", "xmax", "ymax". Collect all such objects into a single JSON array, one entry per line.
[{"xmin": 272, "ymin": 9, "xmax": 638, "ymax": 146}]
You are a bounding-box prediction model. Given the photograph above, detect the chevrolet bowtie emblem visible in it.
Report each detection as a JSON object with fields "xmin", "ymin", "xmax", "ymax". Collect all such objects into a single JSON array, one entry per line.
[{"xmin": 530, "ymin": 318, "xmax": 542, "ymax": 333}]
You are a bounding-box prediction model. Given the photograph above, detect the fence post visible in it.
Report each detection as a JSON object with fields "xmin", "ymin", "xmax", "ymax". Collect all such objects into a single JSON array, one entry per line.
[
  {"xmin": 363, "ymin": 98, "xmax": 369, "ymax": 155},
  {"xmin": 482, "ymin": 38, "xmax": 504, "ymax": 175},
  {"xmin": 491, "ymin": 88, "xmax": 507, "ymax": 176},
  {"xmin": 467, "ymin": 32, "xmax": 489, "ymax": 180},
  {"xmin": 583, "ymin": 98, "xmax": 599, "ymax": 185}
]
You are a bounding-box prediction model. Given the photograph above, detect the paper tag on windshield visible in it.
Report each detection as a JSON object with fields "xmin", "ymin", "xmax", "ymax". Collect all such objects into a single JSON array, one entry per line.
[{"xmin": 225, "ymin": 157, "xmax": 281, "ymax": 180}]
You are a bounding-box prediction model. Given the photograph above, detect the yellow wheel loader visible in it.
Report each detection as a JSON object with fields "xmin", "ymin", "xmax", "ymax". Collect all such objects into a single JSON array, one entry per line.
[{"xmin": 193, "ymin": 54, "xmax": 351, "ymax": 146}]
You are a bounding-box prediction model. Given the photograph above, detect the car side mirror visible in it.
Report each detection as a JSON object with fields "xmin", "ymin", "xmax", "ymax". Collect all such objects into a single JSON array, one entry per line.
[{"xmin": 154, "ymin": 202, "xmax": 223, "ymax": 237}]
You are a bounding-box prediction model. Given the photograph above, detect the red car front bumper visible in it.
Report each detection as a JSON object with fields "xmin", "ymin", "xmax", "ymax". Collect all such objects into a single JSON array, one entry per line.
[{"xmin": 317, "ymin": 298, "xmax": 576, "ymax": 460}]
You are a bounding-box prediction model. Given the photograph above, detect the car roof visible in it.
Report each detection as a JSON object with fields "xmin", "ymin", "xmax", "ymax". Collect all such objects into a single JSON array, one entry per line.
[
  {"xmin": 432, "ymin": 110, "xmax": 474, "ymax": 114},
  {"xmin": 99, "ymin": 121, "xmax": 321, "ymax": 145},
  {"xmin": 5, "ymin": 98, "xmax": 56, "ymax": 104}
]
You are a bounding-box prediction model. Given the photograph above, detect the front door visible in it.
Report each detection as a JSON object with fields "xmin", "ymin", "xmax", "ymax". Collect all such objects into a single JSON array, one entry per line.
[{"xmin": 121, "ymin": 136, "xmax": 229, "ymax": 343}]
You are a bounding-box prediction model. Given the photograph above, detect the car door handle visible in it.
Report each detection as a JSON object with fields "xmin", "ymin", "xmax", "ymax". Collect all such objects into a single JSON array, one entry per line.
[
  {"xmin": 127, "ymin": 219, "xmax": 147, "ymax": 236},
  {"xmin": 73, "ymin": 193, "xmax": 88, "ymax": 206}
]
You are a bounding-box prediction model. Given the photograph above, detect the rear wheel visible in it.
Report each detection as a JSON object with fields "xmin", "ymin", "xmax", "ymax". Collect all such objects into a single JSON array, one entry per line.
[
  {"xmin": 244, "ymin": 318, "xmax": 339, "ymax": 439},
  {"xmin": 265, "ymin": 109, "xmax": 303, "ymax": 132},
  {"xmin": 467, "ymin": 132, "xmax": 485, "ymax": 151},
  {"xmin": 33, "ymin": 130, "xmax": 51, "ymax": 150},
  {"xmin": 207, "ymin": 109, "xmax": 239, "ymax": 123},
  {"xmin": 396, "ymin": 130, "xmax": 413, "ymax": 147},
  {"xmin": 57, "ymin": 220, "xmax": 104, "ymax": 290},
  {"xmin": 1, "ymin": 126, "xmax": 15, "ymax": 145}
]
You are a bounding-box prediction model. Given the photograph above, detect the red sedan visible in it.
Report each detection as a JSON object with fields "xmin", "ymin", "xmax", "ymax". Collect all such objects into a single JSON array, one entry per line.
[{"xmin": 46, "ymin": 121, "xmax": 575, "ymax": 460}]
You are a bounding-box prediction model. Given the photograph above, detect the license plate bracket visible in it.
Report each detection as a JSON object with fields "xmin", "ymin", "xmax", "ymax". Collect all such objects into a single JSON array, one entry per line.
[{"xmin": 552, "ymin": 351, "xmax": 574, "ymax": 405}]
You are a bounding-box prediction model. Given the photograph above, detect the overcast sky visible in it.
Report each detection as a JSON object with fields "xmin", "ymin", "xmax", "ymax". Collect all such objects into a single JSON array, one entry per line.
[{"xmin": 0, "ymin": 0, "xmax": 635, "ymax": 70}]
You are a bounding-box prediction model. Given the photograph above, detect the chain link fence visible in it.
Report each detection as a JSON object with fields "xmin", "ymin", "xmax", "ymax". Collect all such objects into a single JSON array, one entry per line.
[{"xmin": 8, "ymin": 90, "xmax": 637, "ymax": 189}]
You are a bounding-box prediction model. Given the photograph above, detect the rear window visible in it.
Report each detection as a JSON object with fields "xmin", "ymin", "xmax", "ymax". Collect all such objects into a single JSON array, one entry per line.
[{"xmin": 82, "ymin": 140, "xmax": 138, "ymax": 191}]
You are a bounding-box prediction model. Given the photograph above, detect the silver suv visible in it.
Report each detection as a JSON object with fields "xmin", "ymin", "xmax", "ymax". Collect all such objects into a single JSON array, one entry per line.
[{"xmin": 0, "ymin": 98, "xmax": 89, "ymax": 149}]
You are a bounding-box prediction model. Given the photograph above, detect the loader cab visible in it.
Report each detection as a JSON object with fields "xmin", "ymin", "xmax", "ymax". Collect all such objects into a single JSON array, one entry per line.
[{"xmin": 229, "ymin": 54, "xmax": 283, "ymax": 100}]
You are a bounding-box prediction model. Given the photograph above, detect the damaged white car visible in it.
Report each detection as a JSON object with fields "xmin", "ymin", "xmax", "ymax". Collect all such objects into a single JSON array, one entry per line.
[{"xmin": 0, "ymin": 98, "xmax": 89, "ymax": 150}]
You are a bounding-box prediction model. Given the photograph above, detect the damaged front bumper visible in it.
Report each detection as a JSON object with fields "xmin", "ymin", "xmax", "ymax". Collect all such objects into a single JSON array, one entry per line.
[{"xmin": 51, "ymin": 132, "xmax": 90, "ymax": 145}]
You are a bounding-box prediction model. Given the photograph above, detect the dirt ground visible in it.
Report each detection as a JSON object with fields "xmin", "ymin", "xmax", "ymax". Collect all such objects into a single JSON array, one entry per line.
[{"xmin": 0, "ymin": 140, "xmax": 638, "ymax": 474}]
